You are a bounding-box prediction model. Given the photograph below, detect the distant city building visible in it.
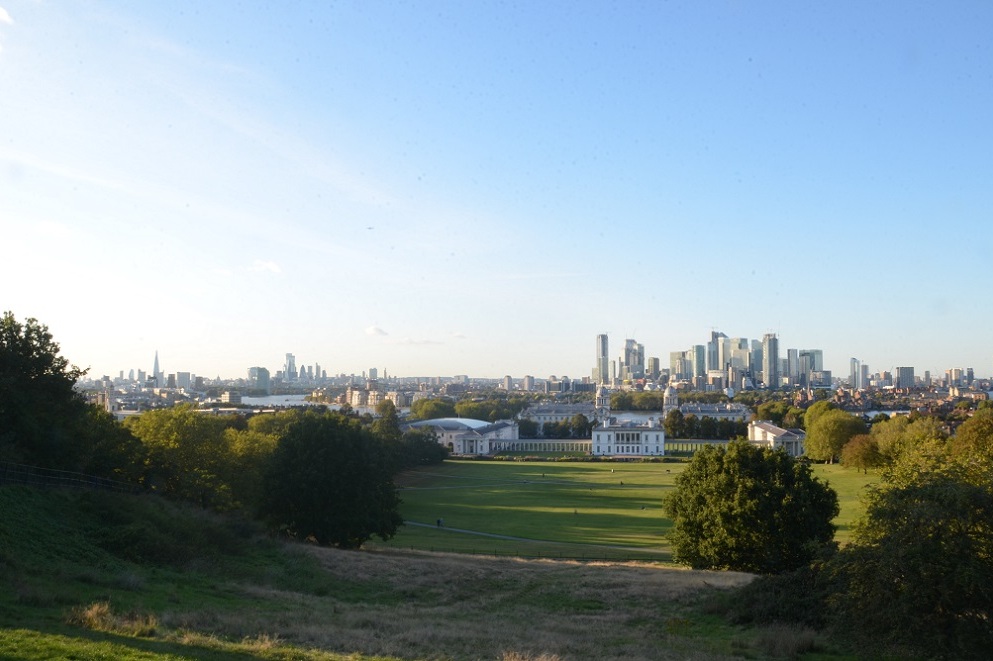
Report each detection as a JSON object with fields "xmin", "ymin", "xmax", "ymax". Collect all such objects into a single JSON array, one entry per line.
[
  {"xmin": 522, "ymin": 375, "xmax": 535, "ymax": 392},
  {"xmin": 762, "ymin": 333, "xmax": 779, "ymax": 388},
  {"xmin": 896, "ymin": 366, "xmax": 915, "ymax": 389},
  {"xmin": 248, "ymin": 366, "xmax": 271, "ymax": 393},
  {"xmin": 594, "ymin": 333, "xmax": 609, "ymax": 384},
  {"xmin": 284, "ymin": 353, "xmax": 297, "ymax": 381},
  {"xmin": 502, "ymin": 375, "xmax": 513, "ymax": 391}
]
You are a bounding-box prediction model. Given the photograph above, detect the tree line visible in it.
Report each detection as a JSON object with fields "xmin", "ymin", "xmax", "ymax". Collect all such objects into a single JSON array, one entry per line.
[{"xmin": 1, "ymin": 312, "xmax": 445, "ymax": 549}]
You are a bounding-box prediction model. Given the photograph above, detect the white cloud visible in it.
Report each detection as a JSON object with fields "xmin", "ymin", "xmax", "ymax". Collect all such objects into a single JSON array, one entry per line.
[
  {"xmin": 251, "ymin": 259, "xmax": 281, "ymax": 274},
  {"xmin": 365, "ymin": 325, "xmax": 388, "ymax": 336},
  {"xmin": 0, "ymin": 7, "xmax": 12, "ymax": 25},
  {"xmin": 450, "ymin": 332, "xmax": 467, "ymax": 340}
]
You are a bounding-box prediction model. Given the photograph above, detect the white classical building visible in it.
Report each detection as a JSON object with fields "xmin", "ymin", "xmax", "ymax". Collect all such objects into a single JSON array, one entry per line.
[
  {"xmin": 747, "ymin": 420, "xmax": 806, "ymax": 457},
  {"xmin": 592, "ymin": 421, "xmax": 665, "ymax": 457},
  {"xmin": 405, "ymin": 418, "xmax": 519, "ymax": 455},
  {"xmin": 591, "ymin": 385, "xmax": 666, "ymax": 457},
  {"xmin": 518, "ymin": 402, "xmax": 596, "ymax": 433}
]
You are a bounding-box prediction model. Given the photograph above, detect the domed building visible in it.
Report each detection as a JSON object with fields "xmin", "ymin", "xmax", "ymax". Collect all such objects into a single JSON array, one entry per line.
[{"xmin": 405, "ymin": 417, "xmax": 518, "ymax": 455}]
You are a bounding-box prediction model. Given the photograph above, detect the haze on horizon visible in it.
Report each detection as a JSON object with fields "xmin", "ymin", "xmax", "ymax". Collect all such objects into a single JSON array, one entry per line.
[{"xmin": 2, "ymin": 1, "xmax": 991, "ymax": 381}]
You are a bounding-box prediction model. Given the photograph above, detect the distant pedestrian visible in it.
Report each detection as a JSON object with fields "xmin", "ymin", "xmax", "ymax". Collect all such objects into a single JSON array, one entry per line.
[{"xmin": 436, "ymin": 518, "xmax": 442, "ymax": 527}]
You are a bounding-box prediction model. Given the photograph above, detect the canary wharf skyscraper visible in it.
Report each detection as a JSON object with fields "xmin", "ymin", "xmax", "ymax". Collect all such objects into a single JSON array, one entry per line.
[
  {"xmin": 762, "ymin": 333, "xmax": 779, "ymax": 389},
  {"xmin": 594, "ymin": 334, "xmax": 609, "ymax": 384}
]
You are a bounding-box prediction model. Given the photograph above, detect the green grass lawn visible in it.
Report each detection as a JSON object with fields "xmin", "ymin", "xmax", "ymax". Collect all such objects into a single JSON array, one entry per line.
[{"xmin": 373, "ymin": 459, "xmax": 879, "ymax": 557}]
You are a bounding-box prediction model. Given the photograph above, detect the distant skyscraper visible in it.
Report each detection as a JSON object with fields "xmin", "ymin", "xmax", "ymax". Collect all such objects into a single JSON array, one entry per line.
[
  {"xmin": 622, "ymin": 339, "xmax": 645, "ymax": 380},
  {"xmin": 284, "ymin": 353, "xmax": 297, "ymax": 381},
  {"xmin": 502, "ymin": 375, "xmax": 513, "ymax": 391},
  {"xmin": 594, "ymin": 334, "xmax": 609, "ymax": 384},
  {"xmin": 522, "ymin": 375, "xmax": 535, "ymax": 391},
  {"xmin": 707, "ymin": 331, "xmax": 728, "ymax": 372},
  {"xmin": 761, "ymin": 333, "xmax": 779, "ymax": 389},
  {"xmin": 896, "ymin": 367, "xmax": 915, "ymax": 389},
  {"xmin": 850, "ymin": 358, "xmax": 862, "ymax": 389},
  {"xmin": 152, "ymin": 350, "xmax": 163, "ymax": 387},
  {"xmin": 369, "ymin": 367, "xmax": 378, "ymax": 381}
]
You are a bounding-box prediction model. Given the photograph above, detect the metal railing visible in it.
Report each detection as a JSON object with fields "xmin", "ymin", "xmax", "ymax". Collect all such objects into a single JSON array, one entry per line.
[{"xmin": 0, "ymin": 461, "xmax": 137, "ymax": 493}]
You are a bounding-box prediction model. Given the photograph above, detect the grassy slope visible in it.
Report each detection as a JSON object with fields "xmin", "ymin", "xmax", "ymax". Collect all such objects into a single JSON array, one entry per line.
[{"xmin": 0, "ymin": 484, "xmax": 861, "ymax": 661}]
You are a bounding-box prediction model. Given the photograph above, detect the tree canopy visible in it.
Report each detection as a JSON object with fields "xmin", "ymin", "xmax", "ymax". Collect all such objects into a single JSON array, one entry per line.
[
  {"xmin": 805, "ymin": 409, "xmax": 865, "ymax": 463},
  {"xmin": 260, "ymin": 411, "xmax": 402, "ymax": 548},
  {"xmin": 0, "ymin": 311, "xmax": 87, "ymax": 468},
  {"xmin": 663, "ymin": 441, "xmax": 838, "ymax": 573}
]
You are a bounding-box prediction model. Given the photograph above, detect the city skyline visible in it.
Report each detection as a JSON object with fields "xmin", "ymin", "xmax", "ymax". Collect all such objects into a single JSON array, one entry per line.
[{"xmin": 3, "ymin": 2, "xmax": 992, "ymax": 380}]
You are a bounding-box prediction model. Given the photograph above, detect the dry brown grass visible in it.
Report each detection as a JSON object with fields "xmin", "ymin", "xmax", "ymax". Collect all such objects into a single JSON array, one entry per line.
[{"xmin": 168, "ymin": 546, "xmax": 756, "ymax": 661}]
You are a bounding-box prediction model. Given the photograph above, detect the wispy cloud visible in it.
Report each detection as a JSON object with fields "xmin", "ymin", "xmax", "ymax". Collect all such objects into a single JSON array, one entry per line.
[
  {"xmin": 365, "ymin": 325, "xmax": 388, "ymax": 336},
  {"xmin": 251, "ymin": 259, "xmax": 281, "ymax": 274},
  {"xmin": 450, "ymin": 332, "xmax": 467, "ymax": 340},
  {"xmin": 0, "ymin": 7, "xmax": 12, "ymax": 25}
]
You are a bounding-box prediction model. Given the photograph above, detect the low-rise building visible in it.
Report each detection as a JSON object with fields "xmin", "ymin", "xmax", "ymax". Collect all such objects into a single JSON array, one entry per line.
[{"xmin": 747, "ymin": 420, "xmax": 805, "ymax": 457}]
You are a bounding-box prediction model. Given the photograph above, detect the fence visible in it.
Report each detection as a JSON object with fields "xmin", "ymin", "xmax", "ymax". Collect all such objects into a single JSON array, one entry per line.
[{"xmin": 0, "ymin": 461, "xmax": 136, "ymax": 493}]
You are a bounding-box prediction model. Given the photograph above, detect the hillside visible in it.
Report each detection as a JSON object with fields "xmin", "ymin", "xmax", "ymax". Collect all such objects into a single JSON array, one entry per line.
[{"xmin": 0, "ymin": 485, "xmax": 847, "ymax": 661}]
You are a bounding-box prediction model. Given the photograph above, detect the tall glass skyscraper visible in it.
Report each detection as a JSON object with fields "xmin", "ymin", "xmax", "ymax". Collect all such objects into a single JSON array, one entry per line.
[{"xmin": 594, "ymin": 334, "xmax": 609, "ymax": 384}]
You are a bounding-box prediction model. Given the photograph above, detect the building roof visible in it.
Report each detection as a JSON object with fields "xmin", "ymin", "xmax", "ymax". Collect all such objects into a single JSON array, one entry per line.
[{"xmin": 406, "ymin": 417, "xmax": 492, "ymax": 431}]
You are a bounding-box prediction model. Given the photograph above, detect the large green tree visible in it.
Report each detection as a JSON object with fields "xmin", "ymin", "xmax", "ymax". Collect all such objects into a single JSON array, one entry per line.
[
  {"xmin": 125, "ymin": 405, "xmax": 235, "ymax": 508},
  {"xmin": 805, "ymin": 409, "xmax": 865, "ymax": 463},
  {"xmin": 260, "ymin": 412, "xmax": 402, "ymax": 548},
  {"xmin": 0, "ymin": 312, "xmax": 87, "ymax": 468},
  {"xmin": 826, "ymin": 460, "xmax": 993, "ymax": 659},
  {"xmin": 663, "ymin": 441, "xmax": 838, "ymax": 573}
]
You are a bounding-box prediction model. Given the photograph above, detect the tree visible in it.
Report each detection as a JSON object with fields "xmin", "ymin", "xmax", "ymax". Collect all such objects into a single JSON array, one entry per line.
[
  {"xmin": 840, "ymin": 434, "xmax": 882, "ymax": 473},
  {"xmin": 951, "ymin": 407, "xmax": 993, "ymax": 459},
  {"xmin": 0, "ymin": 312, "xmax": 87, "ymax": 468},
  {"xmin": 126, "ymin": 404, "xmax": 235, "ymax": 508},
  {"xmin": 663, "ymin": 409, "xmax": 685, "ymax": 438},
  {"xmin": 570, "ymin": 413, "xmax": 592, "ymax": 438},
  {"xmin": 756, "ymin": 400, "xmax": 789, "ymax": 426},
  {"xmin": 372, "ymin": 399, "xmax": 402, "ymax": 443},
  {"xmin": 663, "ymin": 441, "xmax": 839, "ymax": 573},
  {"xmin": 805, "ymin": 409, "xmax": 865, "ymax": 463},
  {"xmin": 409, "ymin": 398, "xmax": 456, "ymax": 420},
  {"xmin": 260, "ymin": 412, "xmax": 401, "ymax": 548},
  {"xmin": 825, "ymin": 462, "xmax": 993, "ymax": 659},
  {"xmin": 802, "ymin": 400, "xmax": 836, "ymax": 431}
]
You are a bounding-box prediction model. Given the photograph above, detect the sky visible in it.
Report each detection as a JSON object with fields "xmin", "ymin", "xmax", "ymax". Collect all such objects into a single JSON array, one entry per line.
[{"xmin": 2, "ymin": 1, "xmax": 992, "ymax": 381}]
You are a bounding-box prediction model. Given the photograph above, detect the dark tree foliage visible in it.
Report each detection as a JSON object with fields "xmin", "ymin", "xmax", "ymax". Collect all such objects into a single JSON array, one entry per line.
[
  {"xmin": 0, "ymin": 311, "xmax": 142, "ymax": 480},
  {"xmin": 261, "ymin": 412, "xmax": 402, "ymax": 548},
  {"xmin": 663, "ymin": 442, "xmax": 839, "ymax": 573},
  {"xmin": 0, "ymin": 312, "xmax": 88, "ymax": 468},
  {"xmin": 825, "ymin": 464, "xmax": 993, "ymax": 659}
]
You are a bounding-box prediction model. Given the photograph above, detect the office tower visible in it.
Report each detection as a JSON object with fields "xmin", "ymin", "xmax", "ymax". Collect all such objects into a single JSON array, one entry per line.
[
  {"xmin": 502, "ymin": 375, "xmax": 513, "ymax": 391},
  {"xmin": 284, "ymin": 353, "xmax": 297, "ymax": 381},
  {"xmin": 787, "ymin": 348, "xmax": 799, "ymax": 384},
  {"xmin": 849, "ymin": 358, "xmax": 861, "ymax": 389},
  {"xmin": 646, "ymin": 357, "xmax": 661, "ymax": 380},
  {"xmin": 176, "ymin": 372, "xmax": 192, "ymax": 390},
  {"xmin": 522, "ymin": 375, "xmax": 535, "ymax": 392},
  {"xmin": 594, "ymin": 334, "xmax": 609, "ymax": 384},
  {"xmin": 622, "ymin": 339, "xmax": 645, "ymax": 380},
  {"xmin": 896, "ymin": 367, "xmax": 915, "ymax": 389},
  {"xmin": 691, "ymin": 345, "xmax": 706, "ymax": 378},
  {"xmin": 706, "ymin": 331, "xmax": 727, "ymax": 372},
  {"xmin": 669, "ymin": 351, "xmax": 686, "ymax": 381},
  {"xmin": 967, "ymin": 368, "xmax": 974, "ymax": 385},
  {"xmin": 369, "ymin": 367, "xmax": 378, "ymax": 380},
  {"xmin": 762, "ymin": 333, "xmax": 779, "ymax": 388},
  {"xmin": 248, "ymin": 367, "xmax": 270, "ymax": 393}
]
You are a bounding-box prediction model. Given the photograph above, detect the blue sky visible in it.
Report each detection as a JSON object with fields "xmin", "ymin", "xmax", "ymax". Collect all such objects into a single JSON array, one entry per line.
[{"xmin": 2, "ymin": 1, "xmax": 991, "ymax": 381}]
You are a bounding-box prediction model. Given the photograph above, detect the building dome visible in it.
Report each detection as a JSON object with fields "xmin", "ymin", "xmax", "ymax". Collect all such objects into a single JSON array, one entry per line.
[{"xmin": 407, "ymin": 417, "xmax": 491, "ymax": 431}]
